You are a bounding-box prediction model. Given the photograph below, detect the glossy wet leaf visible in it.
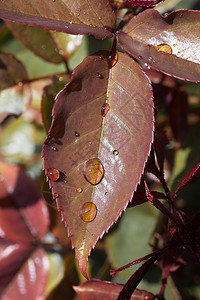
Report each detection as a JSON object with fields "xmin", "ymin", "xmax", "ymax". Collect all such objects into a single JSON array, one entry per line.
[
  {"xmin": 42, "ymin": 51, "xmax": 154, "ymax": 277},
  {"xmin": 74, "ymin": 279, "xmax": 154, "ymax": 300},
  {"xmin": 0, "ymin": 0, "xmax": 115, "ymax": 40},
  {"xmin": 6, "ymin": 22, "xmax": 63, "ymax": 64},
  {"xmin": 117, "ymin": 9, "xmax": 200, "ymax": 82}
]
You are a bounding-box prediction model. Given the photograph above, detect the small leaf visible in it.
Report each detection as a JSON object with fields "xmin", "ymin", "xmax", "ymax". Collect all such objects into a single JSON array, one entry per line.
[
  {"xmin": 0, "ymin": 51, "xmax": 27, "ymax": 91},
  {"xmin": 173, "ymin": 162, "xmax": 200, "ymax": 200},
  {"xmin": 0, "ymin": 0, "xmax": 116, "ymax": 40},
  {"xmin": 117, "ymin": 9, "xmax": 200, "ymax": 82},
  {"xmin": 6, "ymin": 22, "xmax": 64, "ymax": 64},
  {"xmin": 42, "ymin": 51, "xmax": 154, "ymax": 277},
  {"xmin": 74, "ymin": 279, "xmax": 154, "ymax": 300},
  {"xmin": 123, "ymin": 0, "xmax": 164, "ymax": 7}
]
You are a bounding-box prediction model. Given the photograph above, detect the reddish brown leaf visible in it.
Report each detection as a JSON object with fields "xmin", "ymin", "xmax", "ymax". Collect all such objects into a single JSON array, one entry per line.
[
  {"xmin": 0, "ymin": 241, "xmax": 33, "ymax": 295},
  {"xmin": 172, "ymin": 162, "xmax": 200, "ymax": 200},
  {"xmin": 0, "ymin": 160, "xmax": 50, "ymax": 298},
  {"xmin": 1, "ymin": 247, "xmax": 49, "ymax": 300},
  {"xmin": 0, "ymin": 51, "xmax": 27, "ymax": 91},
  {"xmin": 42, "ymin": 51, "xmax": 154, "ymax": 277},
  {"xmin": 0, "ymin": 160, "xmax": 49, "ymax": 242},
  {"xmin": 117, "ymin": 9, "xmax": 200, "ymax": 82},
  {"xmin": 73, "ymin": 279, "xmax": 154, "ymax": 300},
  {"xmin": 0, "ymin": 0, "xmax": 115, "ymax": 40},
  {"xmin": 123, "ymin": 0, "xmax": 164, "ymax": 6}
]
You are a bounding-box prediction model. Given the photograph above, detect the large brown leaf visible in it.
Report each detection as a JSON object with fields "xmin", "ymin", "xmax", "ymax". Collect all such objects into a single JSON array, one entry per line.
[
  {"xmin": 42, "ymin": 51, "xmax": 154, "ymax": 277},
  {"xmin": 73, "ymin": 279, "xmax": 154, "ymax": 300},
  {"xmin": 0, "ymin": 160, "xmax": 50, "ymax": 298},
  {"xmin": 117, "ymin": 9, "xmax": 200, "ymax": 82},
  {"xmin": 0, "ymin": 0, "xmax": 115, "ymax": 40}
]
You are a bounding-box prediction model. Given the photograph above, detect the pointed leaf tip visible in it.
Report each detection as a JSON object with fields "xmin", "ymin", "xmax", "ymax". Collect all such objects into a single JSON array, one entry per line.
[{"xmin": 42, "ymin": 50, "xmax": 154, "ymax": 277}]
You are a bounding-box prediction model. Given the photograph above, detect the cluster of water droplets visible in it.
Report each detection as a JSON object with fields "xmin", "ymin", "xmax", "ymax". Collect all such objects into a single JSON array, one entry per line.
[{"xmin": 45, "ymin": 52, "xmax": 122, "ymax": 223}]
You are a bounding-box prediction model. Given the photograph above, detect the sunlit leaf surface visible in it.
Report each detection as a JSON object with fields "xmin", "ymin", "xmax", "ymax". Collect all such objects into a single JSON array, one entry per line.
[
  {"xmin": 117, "ymin": 9, "xmax": 200, "ymax": 82},
  {"xmin": 42, "ymin": 51, "xmax": 154, "ymax": 277},
  {"xmin": 0, "ymin": 0, "xmax": 116, "ymax": 39}
]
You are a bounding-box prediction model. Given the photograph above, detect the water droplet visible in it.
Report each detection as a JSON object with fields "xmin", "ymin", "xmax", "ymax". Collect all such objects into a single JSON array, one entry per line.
[
  {"xmin": 148, "ymin": 56, "xmax": 155, "ymax": 64},
  {"xmin": 58, "ymin": 207, "xmax": 63, "ymax": 212},
  {"xmin": 47, "ymin": 168, "xmax": 60, "ymax": 181},
  {"xmin": 44, "ymin": 134, "xmax": 52, "ymax": 144},
  {"xmin": 101, "ymin": 102, "xmax": 110, "ymax": 117},
  {"xmin": 113, "ymin": 150, "xmax": 119, "ymax": 156},
  {"xmin": 74, "ymin": 131, "xmax": 80, "ymax": 137},
  {"xmin": 144, "ymin": 296, "xmax": 151, "ymax": 300},
  {"xmin": 77, "ymin": 187, "xmax": 83, "ymax": 193},
  {"xmin": 63, "ymin": 179, "xmax": 68, "ymax": 183},
  {"xmin": 80, "ymin": 202, "xmax": 97, "ymax": 222},
  {"xmin": 89, "ymin": 141, "xmax": 92, "ymax": 145},
  {"xmin": 99, "ymin": 17, "xmax": 102, "ymax": 20},
  {"xmin": 155, "ymin": 44, "xmax": 172, "ymax": 55},
  {"xmin": 96, "ymin": 72, "xmax": 103, "ymax": 79},
  {"xmin": 53, "ymin": 193, "xmax": 59, "ymax": 199},
  {"xmin": 83, "ymin": 158, "xmax": 104, "ymax": 185},
  {"xmin": 110, "ymin": 53, "xmax": 118, "ymax": 68},
  {"xmin": 51, "ymin": 146, "xmax": 58, "ymax": 151}
]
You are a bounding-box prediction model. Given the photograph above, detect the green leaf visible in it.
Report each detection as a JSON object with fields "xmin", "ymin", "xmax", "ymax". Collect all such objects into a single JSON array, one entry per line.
[{"xmin": 5, "ymin": 22, "xmax": 64, "ymax": 64}]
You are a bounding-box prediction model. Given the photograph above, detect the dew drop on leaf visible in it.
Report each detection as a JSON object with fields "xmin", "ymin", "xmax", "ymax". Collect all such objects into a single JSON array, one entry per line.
[
  {"xmin": 77, "ymin": 187, "xmax": 83, "ymax": 193},
  {"xmin": 155, "ymin": 44, "xmax": 172, "ymax": 55},
  {"xmin": 47, "ymin": 168, "xmax": 60, "ymax": 181},
  {"xmin": 113, "ymin": 150, "xmax": 119, "ymax": 156},
  {"xmin": 101, "ymin": 102, "xmax": 110, "ymax": 117},
  {"xmin": 80, "ymin": 202, "xmax": 97, "ymax": 222},
  {"xmin": 96, "ymin": 72, "xmax": 103, "ymax": 79},
  {"xmin": 44, "ymin": 134, "xmax": 52, "ymax": 144},
  {"xmin": 83, "ymin": 158, "xmax": 104, "ymax": 185},
  {"xmin": 51, "ymin": 146, "xmax": 58, "ymax": 151},
  {"xmin": 74, "ymin": 131, "xmax": 80, "ymax": 137},
  {"xmin": 53, "ymin": 193, "xmax": 59, "ymax": 199}
]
